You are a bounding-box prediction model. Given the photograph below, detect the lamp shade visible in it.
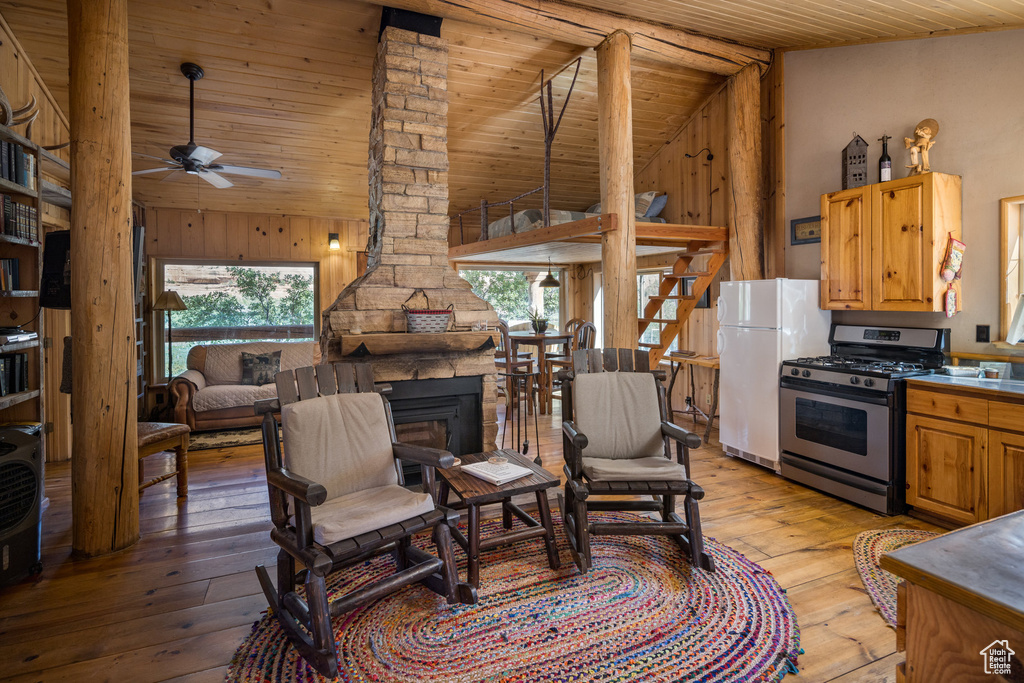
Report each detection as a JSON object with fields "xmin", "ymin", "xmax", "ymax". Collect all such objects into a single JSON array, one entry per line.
[
  {"xmin": 328, "ymin": 232, "xmax": 341, "ymax": 251},
  {"xmin": 539, "ymin": 259, "xmax": 560, "ymax": 288},
  {"xmin": 153, "ymin": 290, "xmax": 187, "ymax": 311}
]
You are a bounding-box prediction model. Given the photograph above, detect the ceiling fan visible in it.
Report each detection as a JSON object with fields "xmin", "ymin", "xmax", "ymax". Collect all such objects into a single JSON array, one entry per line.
[{"xmin": 132, "ymin": 63, "xmax": 282, "ymax": 188}]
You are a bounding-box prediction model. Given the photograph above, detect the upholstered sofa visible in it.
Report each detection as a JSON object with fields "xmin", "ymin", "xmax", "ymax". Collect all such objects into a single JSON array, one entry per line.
[{"xmin": 169, "ymin": 341, "xmax": 316, "ymax": 431}]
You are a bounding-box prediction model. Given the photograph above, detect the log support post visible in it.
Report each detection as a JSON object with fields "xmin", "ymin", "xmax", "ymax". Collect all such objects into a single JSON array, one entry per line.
[
  {"xmin": 68, "ymin": 0, "xmax": 139, "ymax": 556},
  {"xmin": 597, "ymin": 31, "xmax": 637, "ymax": 349},
  {"xmin": 727, "ymin": 62, "xmax": 765, "ymax": 281}
]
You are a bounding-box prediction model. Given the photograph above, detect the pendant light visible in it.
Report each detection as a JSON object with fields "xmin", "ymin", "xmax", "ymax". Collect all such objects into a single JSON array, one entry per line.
[{"xmin": 539, "ymin": 258, "xmax": 560, "ymax": 288}]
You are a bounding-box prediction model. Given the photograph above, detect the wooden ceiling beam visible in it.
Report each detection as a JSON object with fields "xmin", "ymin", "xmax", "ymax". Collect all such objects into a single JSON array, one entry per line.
[{"xmin": 380, "ymin": 0, "xmax": 771, "ymax": 75}]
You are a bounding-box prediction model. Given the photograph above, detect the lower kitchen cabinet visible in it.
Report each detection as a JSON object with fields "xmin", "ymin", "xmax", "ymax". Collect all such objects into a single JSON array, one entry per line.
[
  {"xmin": 988, "ymin": 429, "xmax": 1024, "ymax": 518},
  {"xmin": 906, "ymin": 414, "xmax": 987, "ymax": 525},
  {"xmin": 906, "ymin": 380, "xmax": 1024, "ymax": 525}
]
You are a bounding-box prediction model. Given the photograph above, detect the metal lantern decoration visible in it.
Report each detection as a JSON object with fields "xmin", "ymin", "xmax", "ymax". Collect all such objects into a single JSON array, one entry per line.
[{"xmin": 842, "ymin": 134, "xmax": 868, "ymax": 189}]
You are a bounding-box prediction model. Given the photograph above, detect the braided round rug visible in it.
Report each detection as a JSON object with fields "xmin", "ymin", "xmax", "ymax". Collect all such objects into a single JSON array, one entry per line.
[
  {"xmin": 228, "ymin": 511, "xmax": 801, "ymax": 682},
  {"xmin": 853, "ymin": 528, "xmax": 939, "ymax": 628}
]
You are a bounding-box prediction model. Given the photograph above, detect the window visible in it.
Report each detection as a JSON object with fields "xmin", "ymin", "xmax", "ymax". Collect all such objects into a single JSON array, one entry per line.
[
  {"xmin": 638, "ymin": 271, "xmax": 679, "ymax": 352},
  {"xmin": 459, "ymin": 268, "xmax": 560, "ymax": 328},
  {"xmin": 1001, "ymin": 196, "xmax": 1024, "ymax": 344},
  {"xmin": 158, "ymin": 262, "xmax": 317, "ymax": 378}
]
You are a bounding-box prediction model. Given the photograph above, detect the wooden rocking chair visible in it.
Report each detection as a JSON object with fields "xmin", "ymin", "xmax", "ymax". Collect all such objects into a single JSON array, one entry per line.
[
  {"xmin": 254, "ymin": 362, "xmax": 477, "ymax": 678},
  {"xmin": 559, "ymin": 348, "xmax": 715, "ymax": 574}
]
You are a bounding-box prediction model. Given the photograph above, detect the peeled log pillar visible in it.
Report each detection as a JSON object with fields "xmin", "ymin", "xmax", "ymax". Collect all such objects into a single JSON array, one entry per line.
[
  {"xmin": 727, "ymin": 62, "xmax": 765, "ymax": 281},
  {"xmin": 68, "ymin": 0, "xmax": 139, "ymax": 555},
  {"xmin": 597, "ymin": 31, "xmax": 637, "ymax": 349}
]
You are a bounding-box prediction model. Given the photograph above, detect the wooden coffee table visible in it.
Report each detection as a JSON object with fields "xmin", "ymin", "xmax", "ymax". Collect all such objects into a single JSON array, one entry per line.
[{"xmin": 437, "ymin": 449, "xmax": 560, "ymax": 587}]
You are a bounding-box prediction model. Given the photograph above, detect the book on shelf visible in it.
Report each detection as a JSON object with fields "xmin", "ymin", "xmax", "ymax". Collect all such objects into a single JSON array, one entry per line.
[
  {"xmin": 0, "ymin": 352, "xmax": 28, "ymax": 396},
  {"xmin": 460, "ymin": 459, "xmax": 533, "ymax": 486},
  {"xmin": 0, "ymin": 257, "xmax": 20, "ymax": 290}
]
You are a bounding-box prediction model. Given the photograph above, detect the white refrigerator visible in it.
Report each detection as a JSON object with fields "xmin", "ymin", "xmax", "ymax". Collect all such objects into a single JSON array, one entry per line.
[{"xmin": 716, "ymin": 279, "xmax": 831, "ymax": 470}]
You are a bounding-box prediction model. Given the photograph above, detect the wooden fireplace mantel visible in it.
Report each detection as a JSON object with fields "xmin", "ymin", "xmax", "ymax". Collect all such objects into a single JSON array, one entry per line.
[{"xmin": 337, "ymin": 331, "xmax": 498, "ymax": 357}]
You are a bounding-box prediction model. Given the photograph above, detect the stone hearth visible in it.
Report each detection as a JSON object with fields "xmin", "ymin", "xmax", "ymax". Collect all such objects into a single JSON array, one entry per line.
[{"xmin": 321, "ymin": 24, "xmax": 499, "ymax": 448}]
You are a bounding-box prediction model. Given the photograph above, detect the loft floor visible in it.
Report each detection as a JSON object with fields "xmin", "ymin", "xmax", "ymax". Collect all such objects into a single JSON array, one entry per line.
[{"xmin": 0, "ymin": 408, "xmax": 939, "ymax": 682}]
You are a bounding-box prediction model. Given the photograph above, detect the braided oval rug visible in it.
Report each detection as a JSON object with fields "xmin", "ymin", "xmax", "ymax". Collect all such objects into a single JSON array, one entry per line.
[
  {"xmin": 228, "ymin": 512, "xmax": 801, "ymax": 682},
  {"xmin": 853, "ymin": 528, "xmax": 939, "ymax": 628}
]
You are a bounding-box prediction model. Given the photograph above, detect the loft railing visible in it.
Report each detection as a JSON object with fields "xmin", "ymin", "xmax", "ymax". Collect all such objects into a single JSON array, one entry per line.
[{"xmin": 450, "ymin": 186, "xmax": 543, "ymax": 245}]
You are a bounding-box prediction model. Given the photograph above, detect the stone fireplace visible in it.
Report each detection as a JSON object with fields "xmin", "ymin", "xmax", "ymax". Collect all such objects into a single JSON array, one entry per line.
[{"xmin": 320, "ymin": 22, "xmax": 499, "ymax": 450}]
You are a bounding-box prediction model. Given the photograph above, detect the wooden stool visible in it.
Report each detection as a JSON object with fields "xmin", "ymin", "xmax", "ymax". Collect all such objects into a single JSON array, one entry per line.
[{"xmin": 137, "ymin": 422, "xmax": 190, "ymax": 496}]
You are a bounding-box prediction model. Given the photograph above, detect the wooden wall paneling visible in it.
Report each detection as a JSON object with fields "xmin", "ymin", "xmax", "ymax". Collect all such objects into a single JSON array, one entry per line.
[
  {"xmin": 202, "ymin": 212, "xmax": 227, "ymax": 257},
  {"xmin": 268, "ymin": 215, "xmax": 290, "ymax": 258},
  {"xmin": 178, "ymin": 213, "xmax": 205, "ymax": 259},
  {"xmin": 224, "ymin": 213, "xmax": 249, "ymax": 260},
  {"xmin": 247, "ymin": 214, "xmax": 271, "ymax": 260},
  {"xmin": 288, "ymin": 216, "xmax": 312, "ymax": 262}
]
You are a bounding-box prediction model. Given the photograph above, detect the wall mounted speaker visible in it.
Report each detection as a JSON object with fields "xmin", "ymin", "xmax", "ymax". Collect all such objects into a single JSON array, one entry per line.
[{"xmin": 40, "ymin": 230, "xmax": 70, "ymax": 310}]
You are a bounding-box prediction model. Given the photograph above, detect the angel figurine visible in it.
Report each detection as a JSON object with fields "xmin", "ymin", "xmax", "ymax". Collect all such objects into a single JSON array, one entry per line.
[{"xmin": 904, "ymin": 118, "xmax": 939, "ymax": 175}]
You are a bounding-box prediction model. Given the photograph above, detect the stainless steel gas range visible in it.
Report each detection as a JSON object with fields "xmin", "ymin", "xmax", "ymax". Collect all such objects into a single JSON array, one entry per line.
[{"xmin": 779, "ymin": 324, "xmax": 949, "ymax": 515}]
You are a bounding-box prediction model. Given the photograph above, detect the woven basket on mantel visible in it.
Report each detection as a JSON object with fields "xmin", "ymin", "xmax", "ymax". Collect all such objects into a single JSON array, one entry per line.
[{"xmin": 403, "ymin": 304, "xmax": 453, "ymax": 333}]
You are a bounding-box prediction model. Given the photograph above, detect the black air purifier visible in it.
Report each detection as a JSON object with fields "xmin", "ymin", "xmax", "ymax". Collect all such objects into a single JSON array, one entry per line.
[{"xmin": 0, "ymin": 428, "xmax": 42, "ymax": 586}]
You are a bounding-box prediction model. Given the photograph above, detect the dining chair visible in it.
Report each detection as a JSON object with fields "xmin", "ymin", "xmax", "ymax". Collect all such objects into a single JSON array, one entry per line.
[{"xmin": 546, "ymin": 321, "xmax": 596, "ymax": 413}]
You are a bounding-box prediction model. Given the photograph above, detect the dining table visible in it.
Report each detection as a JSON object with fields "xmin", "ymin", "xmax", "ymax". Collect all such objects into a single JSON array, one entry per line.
[{"xmin": 507, "ymin": 329, "xmax": 573, "ymax": 414}]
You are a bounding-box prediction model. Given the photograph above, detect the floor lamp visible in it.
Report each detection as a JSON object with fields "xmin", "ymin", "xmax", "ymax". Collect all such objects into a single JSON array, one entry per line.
[{"xmin": 153, "ymin": 290, "xmax": 187, "ymax": 380}]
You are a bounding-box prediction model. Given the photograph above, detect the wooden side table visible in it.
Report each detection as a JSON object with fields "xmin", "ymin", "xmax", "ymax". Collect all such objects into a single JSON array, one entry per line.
[
  {"xmin": 666, "ymin": 353, "xmax": 720, "ymax": 444},
  {"xmin": 437, "ymin": 449, "xmax": 560, "ymax": 587}
]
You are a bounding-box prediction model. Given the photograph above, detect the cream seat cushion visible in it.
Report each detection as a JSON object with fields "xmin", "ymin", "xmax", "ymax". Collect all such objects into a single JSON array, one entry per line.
[
  {"xmin": 193, "ymin": 383, "xmax": 276, "ymax": 412},
  {"xmin": 573, "ymin": 372, "xmax": 664, "ymax": 460},
  {"xmin": 281, "ymin": 392, "xmax": 398, "ymax": 500},
  {"xmin": 308, "ymin": 484, "xmax": 434, "ymax": 545},
  {"xmin": 582, "ymin": 456, "xmax": 687, "ymax": 482}
]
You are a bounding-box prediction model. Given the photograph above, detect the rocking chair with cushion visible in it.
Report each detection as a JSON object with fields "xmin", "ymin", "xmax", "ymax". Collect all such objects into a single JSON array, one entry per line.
[
  {"xmin": 559, "ymin": 348, "xmax": 715, "ymax": 574},
  {"xmin": 254, "ymin": 362, "xmax": 476, "ymax": 678}
]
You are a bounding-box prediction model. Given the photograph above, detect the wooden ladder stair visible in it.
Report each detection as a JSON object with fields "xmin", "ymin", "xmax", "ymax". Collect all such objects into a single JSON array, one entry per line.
[{"xmin": 637, "ymin": 248, "xmax": 728, "ymax": 366}]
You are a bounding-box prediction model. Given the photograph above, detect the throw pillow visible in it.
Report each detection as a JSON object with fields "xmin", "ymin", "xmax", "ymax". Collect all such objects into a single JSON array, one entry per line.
[
  {"xmin": 634, "ymin": 191, "xmax": 658, "ymax": 217},
  {"xmin": 645, "ymin": 193, "xmax": 668, "ymax": 218},
  {"xmin": 241, "ymin": 350, "xmax": 282, "ymax": 386},
  {"xmin": 586, "ymin": 202, "xmax": 602, "ymax": 214}
]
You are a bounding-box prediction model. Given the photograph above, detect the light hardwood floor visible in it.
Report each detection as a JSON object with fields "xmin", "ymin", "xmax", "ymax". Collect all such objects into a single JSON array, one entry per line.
[{"xmin": 0, "ymin": 409, "xmax": 940, "ymax": 682}]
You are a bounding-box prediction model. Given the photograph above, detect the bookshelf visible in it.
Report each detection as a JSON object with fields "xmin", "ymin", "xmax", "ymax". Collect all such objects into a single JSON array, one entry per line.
[{"xmin": 0, "ymin": 122, "xmax": 46, "ymax": 461}]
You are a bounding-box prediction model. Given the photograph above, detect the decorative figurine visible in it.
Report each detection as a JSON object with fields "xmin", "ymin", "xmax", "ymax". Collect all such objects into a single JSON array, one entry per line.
[
  {"xmin": 904, "ymin": 118, "xmax": 939, "ymax": 176},
  {"xmin": 842, "ymin": 134, "xmax": 869, "ymax": 189}
]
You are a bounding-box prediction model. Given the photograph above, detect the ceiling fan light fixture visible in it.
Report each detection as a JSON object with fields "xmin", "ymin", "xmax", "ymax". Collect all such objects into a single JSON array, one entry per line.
[
  {"xmin": 539, "ymin": 258, "xmax": 560, "ymax": 288},
  {"xmin": 328, "ymin": 233, "xmax": 341, "ymax": 251}
]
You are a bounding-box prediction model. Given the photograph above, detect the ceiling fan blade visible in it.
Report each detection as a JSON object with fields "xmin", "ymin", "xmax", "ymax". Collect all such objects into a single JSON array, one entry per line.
[
  {"xmin": 199, "ymin": 170, "xmax": 233, "ymax": 189},
  {"xmin": 208, "ymin": 164, "xmax": 282, "ymax": 179},
  {"xmin": 159, "ymin": 170, "xmax": 183, "ymax": 183},
  {"xmin": 133, "ymin": 152, "xmax": 178, "ymax": 165},
  {"xmin": 189, "ymin": 145, "xmax": 222, "ymax": 165},
  {"xmin": 132, "ymin": 166, "xmax": 178, "ymax": 176}
]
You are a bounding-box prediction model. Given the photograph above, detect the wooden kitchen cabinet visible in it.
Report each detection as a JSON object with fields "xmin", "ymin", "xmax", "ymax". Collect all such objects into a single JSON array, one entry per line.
[
  {"xmin": 907, "ymin": 380, "xmax": 1024, "ymax": 525},
  {"xmin": 820, "ymin": 172, "xmax": 961, "ymax": 311},
  {"xmin": 906, "ymin": 413, "xmax": 987, "ymax": 525},
  {"xmin": 988, "ymin": 429, "xmax": 1024, "ymax": 518}
]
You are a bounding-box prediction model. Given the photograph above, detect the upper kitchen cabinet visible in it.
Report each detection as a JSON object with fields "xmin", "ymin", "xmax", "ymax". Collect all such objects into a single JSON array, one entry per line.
[{"xmin": 820, "ymin": 172, "xmax": 962, "ymax": 311}]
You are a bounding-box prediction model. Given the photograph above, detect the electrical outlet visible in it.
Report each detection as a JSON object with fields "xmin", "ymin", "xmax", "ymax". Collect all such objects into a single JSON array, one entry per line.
[
  {"xmin": 977, "ymin": 325, "xmax": 990, "ymax": 343},
  {"xmin": 706, "ymin": 394, "xmax": 712, "ymax": 405}
]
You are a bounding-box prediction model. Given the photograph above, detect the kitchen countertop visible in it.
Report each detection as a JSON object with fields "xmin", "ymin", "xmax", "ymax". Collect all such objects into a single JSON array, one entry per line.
[
  {"xmin": 907, "ymin": 374, "xmax": 1024, "ymax": 399},
  {"xmin": 880, "ymin": 509, "xmax": 1024, "ymax": 633}
]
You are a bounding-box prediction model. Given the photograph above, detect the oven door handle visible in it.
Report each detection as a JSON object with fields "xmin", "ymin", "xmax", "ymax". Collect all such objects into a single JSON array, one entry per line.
[{"xmin": 779, "ymin": 380, "xmax": 891, "ymax": 407}]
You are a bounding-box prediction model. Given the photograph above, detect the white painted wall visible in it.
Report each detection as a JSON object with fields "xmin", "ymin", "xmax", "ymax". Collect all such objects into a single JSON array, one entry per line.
[{"xmin": 785, "ymin": 29, "xmax": 1024, "ymax": 352}]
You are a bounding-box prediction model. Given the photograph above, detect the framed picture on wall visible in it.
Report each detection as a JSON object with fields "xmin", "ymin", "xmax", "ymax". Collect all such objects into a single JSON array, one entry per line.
[{"xmin": 791, "ymin": 216, "xmax": 821, "ymax": 245}]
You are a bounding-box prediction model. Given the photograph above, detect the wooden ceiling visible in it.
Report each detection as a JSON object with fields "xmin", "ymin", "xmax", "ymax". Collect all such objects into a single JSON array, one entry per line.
[
  {"xmin": 2, "ymin": 0, "xmax": 1021, "ymax": 219},
  {"xmin": 569, "ymin": 0, "xmax": 1024, "ymax": 49}
]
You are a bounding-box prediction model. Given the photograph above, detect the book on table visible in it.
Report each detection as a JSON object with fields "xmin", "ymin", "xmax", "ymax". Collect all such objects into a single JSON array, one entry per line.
[{"xmin": 461, "ymin": 459, "xmax": 533, "ymax": 486}]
